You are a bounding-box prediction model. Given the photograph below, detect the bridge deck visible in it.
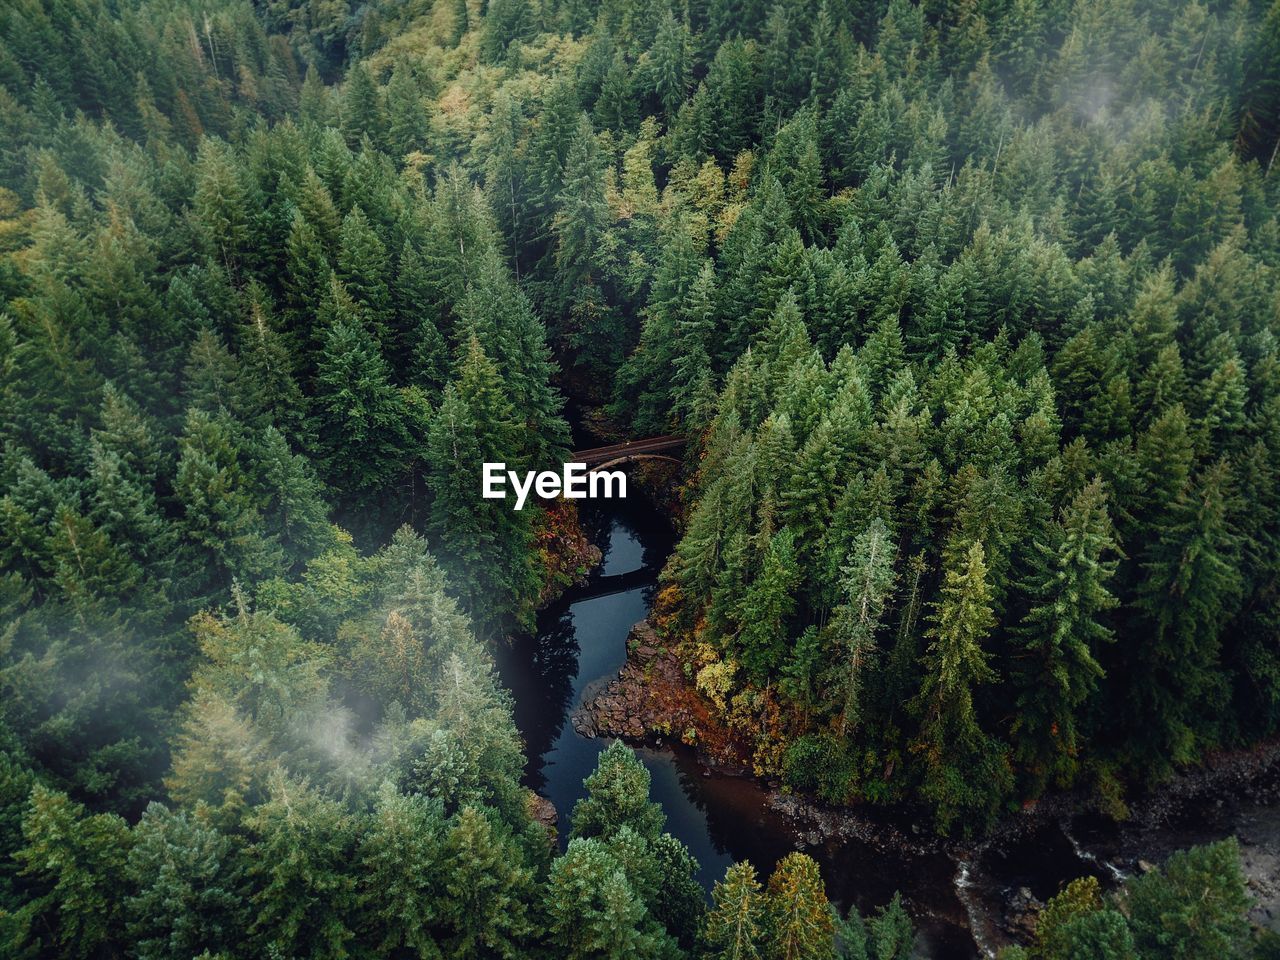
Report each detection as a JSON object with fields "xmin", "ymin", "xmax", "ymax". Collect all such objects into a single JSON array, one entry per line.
[{"xmin": 569, "ymin": 434, "xmax": 685, "ymax": 465}]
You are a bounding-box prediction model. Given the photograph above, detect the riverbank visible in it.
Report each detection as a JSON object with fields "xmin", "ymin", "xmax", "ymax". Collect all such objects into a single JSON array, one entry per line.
[
  {"xmin": 572, "ymin": 622, "xmax": 752, "ymax": 770},
  {"xmin": 575, "ymin": 617, "xmax": 1280, "ymax": 952},
  {"xmin": 533, "ymin": 499, "xmax": 603, "ymax": 607}
]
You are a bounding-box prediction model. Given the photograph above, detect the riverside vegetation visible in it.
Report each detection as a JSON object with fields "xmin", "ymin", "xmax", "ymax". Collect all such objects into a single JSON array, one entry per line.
[{"xmin": 0, "ymin": 0, "xmax": 1278, "ymax": 957}]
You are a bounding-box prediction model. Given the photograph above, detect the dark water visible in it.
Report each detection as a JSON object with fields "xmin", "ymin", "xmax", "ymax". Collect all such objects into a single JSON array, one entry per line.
[
  {"xmin": 495, "ymin": 498, "xmax": 736, "ymax": 886},
  {"xmin": 494, "ymin": 497, "xmax": 979, "ymax": 955},
  {"xmin": 493, "ymin": 496, "xmax": 1280, "ymax": 957}
]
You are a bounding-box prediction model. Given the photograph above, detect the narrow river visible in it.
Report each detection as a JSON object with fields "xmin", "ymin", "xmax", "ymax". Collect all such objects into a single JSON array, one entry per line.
[{"xmin": 494, "ymin": 495, "xmax": 1280, "ymax": 958}]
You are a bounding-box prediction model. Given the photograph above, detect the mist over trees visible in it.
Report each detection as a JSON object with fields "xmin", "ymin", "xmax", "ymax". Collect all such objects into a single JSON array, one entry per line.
[{"xmin": 0, "ymin": 0, "xmax": 1278, "ymax": 955}]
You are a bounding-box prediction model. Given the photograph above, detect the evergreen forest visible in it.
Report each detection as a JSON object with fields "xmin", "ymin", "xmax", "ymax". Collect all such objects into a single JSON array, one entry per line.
[{"xmin": 1, "ymin": 0, "xmax": 1279, "ymax": 956}]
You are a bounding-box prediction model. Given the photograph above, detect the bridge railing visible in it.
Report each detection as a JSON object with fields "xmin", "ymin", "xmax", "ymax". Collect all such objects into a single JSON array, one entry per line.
[{"xmin": 569, "ymin": 434, "xmax": 686, "ymax": 465}]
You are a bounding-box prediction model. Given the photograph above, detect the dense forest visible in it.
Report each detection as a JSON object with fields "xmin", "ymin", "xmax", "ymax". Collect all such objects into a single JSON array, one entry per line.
[{"xmin": 0, "ymin": 0, "xmax": 1279, "ymax": 955}]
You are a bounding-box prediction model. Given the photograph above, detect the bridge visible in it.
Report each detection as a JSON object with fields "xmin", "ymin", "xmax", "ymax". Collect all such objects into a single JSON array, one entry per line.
[{"xmin": 569, "ymin": 435, "xmax": 686, "ymax": 472}]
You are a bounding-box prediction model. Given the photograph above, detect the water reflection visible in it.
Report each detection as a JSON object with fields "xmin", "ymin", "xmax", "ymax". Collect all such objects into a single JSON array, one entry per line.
[
  {"xmin": 494, "ymin": 497, "xmax": 977, "ymax": 959},
  {"xmin": 494, "ymin": 493, "xmax": 1280, "ymax": 959},
  {"xmin": 495, "ymin": 499, "xmax": 671, "ymax": 815}
]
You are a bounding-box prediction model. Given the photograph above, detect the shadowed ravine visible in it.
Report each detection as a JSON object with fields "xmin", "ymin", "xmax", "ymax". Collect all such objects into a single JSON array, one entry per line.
[
  {"xmin": 495, "ymin": 495, "xmax": 1280, "ymax": 958},
  {"xmin": 495, "ymin": 497, "xmax": 987, "ymax": 956}
]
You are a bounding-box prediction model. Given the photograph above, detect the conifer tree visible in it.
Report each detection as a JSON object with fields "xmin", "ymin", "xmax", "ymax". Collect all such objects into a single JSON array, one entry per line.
[
  {"xmin": 736, "ymin": 528, "xmax": 801, "ymax": 683},
  {"xmin": 913, "ymin": 540, "xmax": 1011, "ymax": 831},
  {"xmin": 336, "ymin": 205, "xmax": 392, "ymax": 338},
  {"xmin": 384, "ymin": 62, "xmax": 429, "ymax": 158},
  {"xmin": 1132, "ymin": 460, "xmax": 1242, "ymax": 768},
  {"xmin": 831, "ymin": 519, "xmax": 897, "ymax": 736},
  {"xmin": 355, "ymin": 783, "xmax": 446, "ymax": 957},
  {"xmin": 438, "ymin": 805, "xmax": 535, "ymax": 959},
  {"xmin": 866, "ymin": 893, "xmax": 917, "ymax": 960},
  {"xmin": 920, "ymin": 543, "xmax": 997, "ymax": 736},
  {"xmin": 1010, "ymin": 480, "xmax": 1119, "ymax": 789},
  {"xmin": 392, "ymin": 243, "xmax": 449, "ymax": 393},
  {"xmin": 175, "ymin": 409, "xmax": 282, "ymax": 597},
  {"xmin": 281, "ymin": 210, "xmax": 332, "ymax": 339},
  {"xmin": 648, "ymin": 833, "xmax": 705, "ymax": 947},
  {"xmin": 765, "ymin": 852, "xmax": 835, "ymax": 960},
  {"xmin": 552, "ymin": 114, "xmax": 616, "ymax": 370},
  {"xmin": 423, "ymin": 653, "xmax": 528, "ymax": 822},
  {"xmin": 245, "ymin": 773, "xmax": 359, "ymax": 960},
  {"xmin": 454, "ymin": 252, "xmax": 570, "ymax": 464},
  {"xmin": 426, "ymin": 339, "xmax": 537, "ymax": 632},
  {"xmin": 1127, "ymin": 839, "xmax": 1252, "ymax": 960},
  {"xmin": 705, "ymin": 861, "xmax": 767, "ymax": 960},
  {"xmin": 545, "ymin": 838, "xmax": 658, "ymax": 960},
  {"xmin": 341, "ymin": 62, "xmax": 384, "ymax": 149},
  {"xmin": 570, "ymin": 740, "xmax": 665, "ymax": 843},
  {"xmin": 125, "ymin": 803, "xmax": 249, "ymax": 960},
  {"xmin": 193, "ymin": 138, "xmax": 255, "ymax": 281},
  {"xmin": 11, "ymin": 785, "xmax": 133, "ymax": 959},
  {"xmin": 649, "ymin": 11, "xmax": 690, "ymax": 119},
  {"xmin": 311, "ymin": 277, "xmax": 413, "ymax": 505}
]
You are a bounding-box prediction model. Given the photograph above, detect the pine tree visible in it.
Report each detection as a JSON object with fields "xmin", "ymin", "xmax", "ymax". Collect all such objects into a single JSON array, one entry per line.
[
  {"xmin": 87, "ymin": 439, "xmax": 169, "ymax": 577},
  {"xmin": 236, "ymin": 291, "xmax": 306, "ymax": 439},
  {"xmin": 866, "ymin": 893, "xmax": 917, "ymax": 960},
  {"xmin": 570, "ymin": 740, "xmax": 665, "ymax": 843},
  {"xmin": 594, "ymin": 51, "xmax": 637, "ymax": 131},
  {"xmin": 12, "ymin": 784, "xmax": 133, "ymax": 957},
  {"xmin": 193, "ymin": 138, "xmax": 255, "ymax": 281},
  {"xmin": 647, "ymin": 833, "xmax": 705, "ymax": 947},
  {"xmin": 47, "ymin": 502, "xmax": 142, "ymax": 614},
  {"xmin": 354, "ymin": 782, "xmax": 446, "ymax": 958},
  {"xmin": 384, "ymin": 62, "xmax": 429, "ymax": 157},
  {"xmin": 736, "ymin": 528, "xmax": 801, "ymax": 684},
  {"xmin": 174, "ymin": 409, "xmax": 283, "ymax": 598},
  {"xmin": 1010, "ymin": 480, "xmax": 1119, "ymax": 789},
  {"xmin": 245, "ymin": 773, "xmax": 359, "ymax": 960},
  {"xmin": 613, "ymin": 223, "xmax": 701, "ymax": 432},
  {"xmin": 705, "ymin": 861, "xmax": 767, "ymax": 960},
  {"xmin": 294, "ymin": 166, "xmax": 343, "ymax": 250},
  {"xmin": 253, "ymin": 426, "xmax": 334, "ymax": 564},
  {"xmin": 671, "ymin": 260, "xmax": 720, "ymax": 429},
  {"xmin": 649, "ymin": 11, "xmax": 690, "ymax": 119},
  {"xmin": 831, "ymin": 519, "xmax": 897, "ymax": 736},
  {"xmin": 913, "ymin": 540, "xmax": 1009, "ymax": 832},
  {"xmin": 281, "ymin": 210, "xmax": 332, "ymax": 342},
  {"xmin": 481, "ymin": 0, "xmax": 534, "ymax": 62},
  {"xmin": 454, "ymin": 252, "xmax": 570, "ymax": 464},
  {"xmin": 341, "ymin": 62, "xmax": 384, "ymax": 149},
  {"xmin": 438, "ymin": 805, "xmax": 534, "ymax": 959},
  {"xmin": 125, "ymin": 803, "xmax": 249, "ymax": 960},
  {"xmin": 311, "ymin": 277, "xmax": 413, "ymax": 504},
  {"xmin": 765, "ymin": 852, "xmax": 835, "ymax": 960},
  {"xmin": 400, "ymin": 652, "xmax": 527, "ymax": 822},
  {"xmin": 425, "ymin": 339, "xmax": 537, "ymax": 632},
  {"xmin": 184, "ymin": 598, "xmax": 329, "ymax": 740},
  {"xmin": 183, "ymin": 325, "xmax": 240, "ymax": 415},
  {"xmin": 552, "ymin": 114, "xmax": 617, "ymax": 372},
  {"xmin": 545, "ymin": 837, "xmax": 658, "ymax": 960},
  {"xmin": 1127, "ymin": 840, "xmax": 1252, "ymax": 960},
  {"xmin": 1131, "ymin": 460, "xmax": 1242, "ymax": 768},
  {"xmin": 336, "ymin": 205, "xmax": 392, "ymax": 337}
]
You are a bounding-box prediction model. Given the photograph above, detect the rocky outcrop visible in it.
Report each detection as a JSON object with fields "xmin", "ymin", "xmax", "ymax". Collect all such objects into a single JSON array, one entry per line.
[
  {"xmin": 535, "ymin": 500, "xmax": 604, "ymax": 606},
  {"xmin": 526, "ymin": 791, "xmax": 558, "ymax": 846},
  {"xmin": 573, "ymin": 622, "xmax": 750, "ymax": 770}
]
